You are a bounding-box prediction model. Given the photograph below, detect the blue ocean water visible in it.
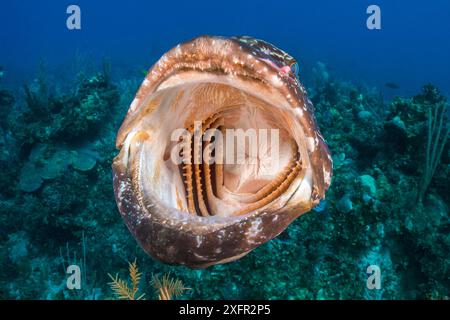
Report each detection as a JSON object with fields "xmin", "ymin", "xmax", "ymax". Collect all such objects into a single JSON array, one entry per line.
[{"xmin": 1, "ymin": 0, "xmax": 450, "ymax": 97}]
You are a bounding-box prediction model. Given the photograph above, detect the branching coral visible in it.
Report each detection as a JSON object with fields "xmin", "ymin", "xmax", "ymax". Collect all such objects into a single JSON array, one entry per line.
[
  {"xmin": 417, "ymin": 101, "xmax": 449, "ymax": 202},
  {"xmin": 107, "ymin": 260, "xmax": 190, "ymax": 300},
  {"xmin": 151, "ymin": 273, "xmax": 190, "ymax": 300},
  {"xmin": 108, "ymin": 259, "xmax": 145, "ymax": 300}
]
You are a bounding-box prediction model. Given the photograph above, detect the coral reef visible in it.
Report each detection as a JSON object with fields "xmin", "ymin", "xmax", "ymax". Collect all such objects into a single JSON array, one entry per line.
[
  {"xmin": 0, "ymin": 61, "xmax": 448, "ymax": 300},
  {"xmin": 0, "ymin": 66, "xmax": 125, "ymax": 299},
  {"xmin": 18, "ymin": 143, "xmax": 100, "ymax": 193}
]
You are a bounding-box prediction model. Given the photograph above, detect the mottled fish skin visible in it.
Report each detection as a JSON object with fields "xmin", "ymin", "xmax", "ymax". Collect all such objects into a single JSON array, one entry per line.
[{"xmin": 113, "ymin": 35, "xmax": 333, "ymax": 268}]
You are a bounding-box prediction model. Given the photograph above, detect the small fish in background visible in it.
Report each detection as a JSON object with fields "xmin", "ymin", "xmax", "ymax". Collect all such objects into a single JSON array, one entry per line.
[
  {"xmin": 0, "ymin": 66, "xmax": 4, "ymax": 79},
  {"xmin": 385, "ymin": 82, "xmax": 400, "ymax": 89}
]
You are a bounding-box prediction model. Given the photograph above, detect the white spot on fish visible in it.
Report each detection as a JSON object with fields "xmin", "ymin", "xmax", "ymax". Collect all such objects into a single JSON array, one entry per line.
[
  {"xmin": 218, "ymin": 230, "xmax": 226, "ymax": 239},
  {"xmin": 294, "ymin": 107, "xmax": 304, "ymax": 117},
  {"xmin": 196, "ymin": 235, "xmax": 202, "ymax": 248},
  {"xmin": 247, "ymin": 219, "xmax": 262, "ymax": 238},
  {"xmin": 130, "ymin": 98, "xmax": 139, "ymax": 111},
  {"xmin": 270, "ymin": 75, "xmax": 282, "ymax": 87},
  {"xmin": 306, "ymin": 137, "xmax": 315, "ymax": 152},
  {"xmin": 324, "ymin": 170, "xmax": 331, "ymax": 186}
]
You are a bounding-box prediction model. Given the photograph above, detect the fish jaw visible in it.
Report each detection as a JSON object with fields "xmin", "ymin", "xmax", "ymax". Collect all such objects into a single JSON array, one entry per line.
[{"xmin": 113, "ymin": 148, "xmax": 310, "ymax": 268}]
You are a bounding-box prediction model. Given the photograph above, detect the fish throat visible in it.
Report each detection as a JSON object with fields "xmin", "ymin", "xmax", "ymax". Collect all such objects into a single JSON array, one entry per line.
[{"xmin": 125, "ymin": 80, "xmax": 307, "ymax": 218}]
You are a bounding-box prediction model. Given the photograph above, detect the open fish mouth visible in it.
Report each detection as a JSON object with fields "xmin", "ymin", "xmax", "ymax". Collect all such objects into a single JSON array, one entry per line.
[{"xmin": 113, "ymin": 36, "xmax": 332, "ymax": 268}]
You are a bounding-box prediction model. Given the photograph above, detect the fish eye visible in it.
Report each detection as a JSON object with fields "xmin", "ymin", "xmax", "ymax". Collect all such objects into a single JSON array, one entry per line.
[{"xmin": 291, "ymin": 62, "xmax": 299, "ymax": 78}]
